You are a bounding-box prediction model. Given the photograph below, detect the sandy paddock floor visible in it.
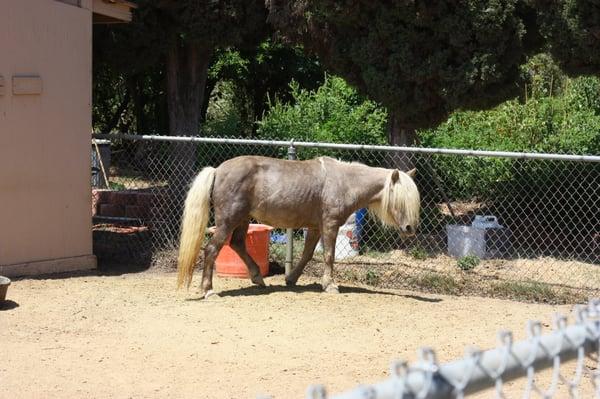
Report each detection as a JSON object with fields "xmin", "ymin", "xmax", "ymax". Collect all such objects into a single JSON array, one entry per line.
[{"xmin": 1, "ymin": 270, "xmax": 597, "ymax": 398}]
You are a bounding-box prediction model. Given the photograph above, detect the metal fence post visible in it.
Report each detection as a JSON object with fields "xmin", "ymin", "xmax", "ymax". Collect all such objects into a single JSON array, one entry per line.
[{"xmin": 285, "ymin": 141, "xmax": 297, "ymax": 277}]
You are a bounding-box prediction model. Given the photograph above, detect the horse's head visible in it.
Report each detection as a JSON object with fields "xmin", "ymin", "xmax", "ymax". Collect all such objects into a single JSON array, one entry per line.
[{"xmin": 371, "ymin": 168, "xmax": 421, "ymax": 237}]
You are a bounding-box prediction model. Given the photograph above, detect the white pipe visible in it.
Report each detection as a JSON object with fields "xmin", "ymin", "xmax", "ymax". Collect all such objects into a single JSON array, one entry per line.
[{"xmin": 91, "ymin": 133, "xmax": 600, "ymax": 163}]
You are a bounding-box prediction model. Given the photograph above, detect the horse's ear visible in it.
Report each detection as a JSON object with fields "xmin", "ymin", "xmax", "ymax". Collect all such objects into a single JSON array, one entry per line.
[
  {"xmin": 391, "ymin": 169, "xmax": 400, "ymax": 183},
  {"xmin": 406, "ymin": 168, "xmax": 417, "ymax": 178}
]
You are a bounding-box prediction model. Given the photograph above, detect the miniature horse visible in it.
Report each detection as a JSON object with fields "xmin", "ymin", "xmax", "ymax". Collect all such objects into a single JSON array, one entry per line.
[{"xmin": 177, "ymin": 155, "xmax": 420, "ymax": 298}]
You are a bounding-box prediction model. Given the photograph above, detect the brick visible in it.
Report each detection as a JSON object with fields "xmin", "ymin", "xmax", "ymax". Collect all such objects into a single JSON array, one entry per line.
[
  {"xmin": 112, "ymin": 191, "xmax": 138, "ymax": 206},
  {"xmin": 92, "ymin": 189, "xmax": 112, "ymax": 204},
  {"xmin": 125, "ymin": 205, "xmax": 149, "ymax": 219},
  {"xmin": 92, "ymin": 189, "xmax": 111, "ymax": 216},
  {"xmin": 99, "ymin": 204, "xmax": 125, "ymax": 217},
  {"xmin": 136, "ymin": 192, "xmax": 154, "ymax": 208}
]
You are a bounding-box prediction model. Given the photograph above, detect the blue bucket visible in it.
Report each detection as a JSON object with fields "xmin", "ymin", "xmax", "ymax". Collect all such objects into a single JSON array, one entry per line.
[{"xmin": 355, "ymin": 208, "xmax": 368, "ymax": 244}]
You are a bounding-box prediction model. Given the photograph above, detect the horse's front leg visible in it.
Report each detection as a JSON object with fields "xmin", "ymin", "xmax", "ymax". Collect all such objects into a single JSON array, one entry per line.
[
  {"xmin": 320, "ymin": 224, "xmax": 339, "ymax": 294},
  {"xmin": 285, "ymin": 228, "xmax": 321, "ymax": 286}
]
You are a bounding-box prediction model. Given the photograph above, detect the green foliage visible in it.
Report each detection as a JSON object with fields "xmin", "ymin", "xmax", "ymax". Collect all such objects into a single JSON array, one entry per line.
[
  {"xmin": 565, "ymin": 77, "xmax": 600, "ymax": 115},
  {"xmin": 457, "ymin": 255, "xmax": 480, "ymax": 271},
  {"xmin": 488, "ymin": 280, "xmax": 575, "ymax": 304},
  {"xmin": 108, "ymin": 181, "xmax": 127, "ymax": 191},
  {"xmin": 203, "ymin": 81, "xmax": 252, "ymax": 137},
  {"xmin": 536, "ymin": 0, "xmax": 600, "ymax": 77},
  {"xmin": 257, "ymin": 75, "xmax": 387, "ymax": 147},
  {"xmin": 521, "ymin": 54, "xmax": 566, "ymax": 99},
  {"xmin": 205, "ymin": 42, "xmax": 324, "ymax": 136},
  {"xmin": 93, "ymin": 1, "xmax": 269, "ymax": 137},
  {"xmin": 407, "ymin": 273, "xmax": 462, "ymax": 295},
  {"xmin": 134, "ymin": 0, "xmax": 268, "ymax": 52},
  {"xmin": 268, "ymin": 1, "xmax": 538, "ymax": 130},
  {"xmin": 365, "ymin": 269, "xmax": 381, "ymax": 286},
  {"xmin": 415, "ymin": 60, "xmax": 599, "ymax": 258},
  {"xmin": 418, "ymin": 72, "xmax": 600, "ymax": 199},
  {"xmin": 409, "ymin": 246, "xmax": 429, "ymax": 261}
]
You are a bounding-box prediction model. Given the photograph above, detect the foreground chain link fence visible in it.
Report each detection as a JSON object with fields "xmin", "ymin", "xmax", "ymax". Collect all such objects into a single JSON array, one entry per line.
[
  {"xmin": 301, "ymin": 299, "xmax": 600, "ymax": 399},
  {"xmin": 91, "ymin": 134, "xmax": 599, "ymax": 302}
]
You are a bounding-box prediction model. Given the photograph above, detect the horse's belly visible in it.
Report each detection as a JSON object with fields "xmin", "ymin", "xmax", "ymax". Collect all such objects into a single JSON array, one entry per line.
[{"xmin": 250, "ymin": 207, "xmax": 318, "ymax": 229}]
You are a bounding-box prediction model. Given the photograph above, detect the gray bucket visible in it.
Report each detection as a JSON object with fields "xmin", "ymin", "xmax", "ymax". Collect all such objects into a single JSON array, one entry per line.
[
  {"xmin": 0, "ymin": 276, "xmax": 11, "ymax": 302},
  {"xmin": 447, "ymin": 214, "xmax": 512, "ymax": 259},
  {"xmin": 447, "ymin": 225, "xmax": 487, "ymax": 258}
]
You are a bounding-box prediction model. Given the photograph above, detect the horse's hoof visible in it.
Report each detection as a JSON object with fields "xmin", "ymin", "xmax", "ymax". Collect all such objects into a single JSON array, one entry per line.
[
  {"xmin": 203, "ymin": 290, "xmax": 220, "ymax": 300},
  {"xmin": 251, "ymin": 277, "xmax": 266, "ymax": 287},
  {"xmin": 324, "ymin": 284, "xmax": 339, "ymax": 294},
  {"xmin": 285, "ymin": 278, "xmax": 297, "ymax": 287}
]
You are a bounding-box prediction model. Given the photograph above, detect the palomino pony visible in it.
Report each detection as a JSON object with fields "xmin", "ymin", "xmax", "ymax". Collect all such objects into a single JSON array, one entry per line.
[{"xmin": 177, "ymin": 155, "xmax": 420, "ymax": 298}]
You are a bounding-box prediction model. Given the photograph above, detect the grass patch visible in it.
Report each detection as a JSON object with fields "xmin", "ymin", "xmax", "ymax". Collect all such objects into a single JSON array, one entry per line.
[
  {"xmin": 408, "ymin": 246, "xmax": 428, "ymax": 260},
  {"xmin": 488, "ymin": 280, "xmax": 579, "ymax": 304},
  {"xmin": 340, "ymin": 269, "xmax": 359, "ymax": 282},
  {"xmin": 407, "ymin": 272, "xmax": 462, "ymax": 295},
  {"xmin": 457, "ymin": 255, "xmax": 480, "ymax": 271},
  {"xmin": 365, "ymin": 269, "xmax": 380, "ymax": 286},
  {"xmin": 108, "ymin": 181, "xmax": 127, "ymax": 190}
]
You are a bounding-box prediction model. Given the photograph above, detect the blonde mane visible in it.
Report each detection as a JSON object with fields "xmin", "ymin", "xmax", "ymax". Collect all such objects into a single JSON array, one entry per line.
[{"xmin": 369, "ymin": 170, "xmax": 420, "ymax": 229}]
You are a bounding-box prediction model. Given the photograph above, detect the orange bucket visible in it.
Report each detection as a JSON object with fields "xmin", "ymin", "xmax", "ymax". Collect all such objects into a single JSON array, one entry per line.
[{"xmin": 213, "ymin": 224, "xmax": 273, "ymax": 278}]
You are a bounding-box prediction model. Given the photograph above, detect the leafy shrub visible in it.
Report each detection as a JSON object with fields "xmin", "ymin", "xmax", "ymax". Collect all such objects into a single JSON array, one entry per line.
[
  {"xmin": 257, "ymin": 75, "xmax": 387, "ymax": 160},
  {"xmin": 203, "ymin": 80, "xmax": 251, "ymax": 137},
  {"xmin": 418, "ymin": 75, "xmax": 600, "ymax": 200}
]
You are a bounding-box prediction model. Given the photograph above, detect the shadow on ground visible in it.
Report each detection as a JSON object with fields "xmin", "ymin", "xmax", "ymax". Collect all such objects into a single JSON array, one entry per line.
[
  {"xmin": 0, "ymin": 300, "xmax": 19, "ymax": 311},
  {"xmin": 192, "ymin": 283, "xmax": 442, "ymax": 303},
  {"xmin": 8, "ymin": 260, "xmax": 151, "ymax": 283}
]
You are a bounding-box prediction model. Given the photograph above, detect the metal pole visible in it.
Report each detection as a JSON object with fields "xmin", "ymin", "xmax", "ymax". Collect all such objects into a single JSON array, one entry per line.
[
  {"xmin": 92, "ymin": 133, "xmax": 600, "ymax": 163},
  {"xmin": 285, "ymin": 141, "xmax": 297, "ymax": 277}
]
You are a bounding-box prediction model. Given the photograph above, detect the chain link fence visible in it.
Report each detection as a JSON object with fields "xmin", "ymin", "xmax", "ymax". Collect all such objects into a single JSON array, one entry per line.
[
  {"xmin": 91, "ymin": 134, "xmax": 600, "ymax": 302},
  {"xmin": 303, "ymin": 299, "xmax": 600, "ymax": 399}
]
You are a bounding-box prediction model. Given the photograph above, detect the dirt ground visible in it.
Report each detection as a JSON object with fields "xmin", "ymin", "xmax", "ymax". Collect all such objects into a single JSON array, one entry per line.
[{"xmin": 1, "ymin": 270, "xmax": 597, "ymax": 398}]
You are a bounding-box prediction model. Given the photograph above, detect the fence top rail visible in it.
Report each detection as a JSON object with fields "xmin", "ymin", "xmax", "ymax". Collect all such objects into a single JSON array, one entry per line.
[{"xmin": 92, "ymin": 133, "xmax": 600, "ymax": 163}]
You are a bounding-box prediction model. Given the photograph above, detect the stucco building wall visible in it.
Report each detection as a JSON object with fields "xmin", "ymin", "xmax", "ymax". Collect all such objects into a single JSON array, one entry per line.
[{"xmin": 0, "ymin": 0, "xmax": 96, "ymax": 276}]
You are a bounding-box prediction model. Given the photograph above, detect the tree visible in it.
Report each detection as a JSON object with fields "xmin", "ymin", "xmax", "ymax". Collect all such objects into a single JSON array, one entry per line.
[
  {"xmin": 94, "ymin": 1, "xmax": 267, "ymax": 137},
  {"xmin": 206, "ymin": 41, "xmax": 324, "ymax": 136},
  {"xmin": 266, "ymin": 0, "xmax": 542, "ymax": 146},
  {"xmin": 535, "ymin": 0, "xmax": 600, "ymax": 77},
  {"xmin": 257, "ymin": 75, "xmax": 388, "ymax": 147},
  {"xmin": 94, "ymin": 1, "xmax": 268, "ymax": 241},
  {"xmin": 142, "ymin": 1, "xmax": 268, "ymax": 139}
]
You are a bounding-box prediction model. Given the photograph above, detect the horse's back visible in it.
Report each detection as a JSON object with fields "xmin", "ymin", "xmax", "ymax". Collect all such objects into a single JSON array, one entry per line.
[{"xmin": 213, "ymin": 156, "xmax": 326, "ymax": 228}]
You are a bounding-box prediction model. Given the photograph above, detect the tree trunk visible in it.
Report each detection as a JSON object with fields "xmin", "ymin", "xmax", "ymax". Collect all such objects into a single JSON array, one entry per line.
[
  {"xmin": 386, "ymin": 109, "xmax": 417, "ymax": 171},
  {"xmin": 159, "ymin": 39, "xmax": 213, "ymax": 245},
  {"xmin": 166, "ymin": 40, "xmax": 212, "ymax": 138},
  {"xmin": 200, "ymin": 78, "xmax": 217, "ymax": 125}
]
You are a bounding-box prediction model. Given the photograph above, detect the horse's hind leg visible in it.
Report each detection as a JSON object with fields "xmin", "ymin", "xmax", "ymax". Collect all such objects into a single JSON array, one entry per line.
[
  {"xmin": 285, "ymin": 228, "xmax": 321, "ymax": 286},
  {"xmin": 200, "ymin": 226, "xmax": 231, "ymax": 298},
  {"xmin": 320, "ymin": 224, "xmax": 340, "ymax": 294},
  {"xmin": 230, "ymin": 221, "xmax": 266, "ymax": 287}
]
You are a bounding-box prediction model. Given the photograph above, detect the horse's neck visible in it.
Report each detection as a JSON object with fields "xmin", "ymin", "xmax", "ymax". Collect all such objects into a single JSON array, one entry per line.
[{"xmin": 341, "ymin": 163, "xmax": 389, "ymax": 207}]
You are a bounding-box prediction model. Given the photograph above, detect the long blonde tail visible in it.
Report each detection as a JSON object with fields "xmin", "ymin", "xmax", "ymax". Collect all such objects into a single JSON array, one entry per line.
[{"xmin": 177, "ymin": 167, "xmax": 216, "ymax": 289}]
